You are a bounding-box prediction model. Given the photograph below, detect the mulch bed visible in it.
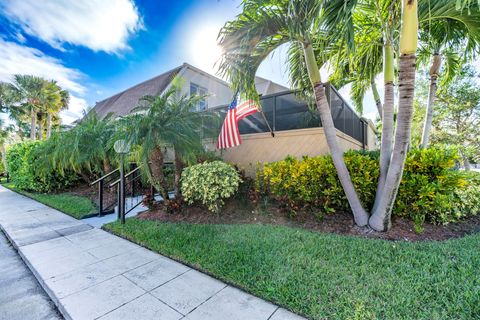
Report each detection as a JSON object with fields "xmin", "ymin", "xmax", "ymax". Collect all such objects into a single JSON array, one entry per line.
[{"xmin": 137, "ymin": 199, "xmax": 480, "ymax": 242}]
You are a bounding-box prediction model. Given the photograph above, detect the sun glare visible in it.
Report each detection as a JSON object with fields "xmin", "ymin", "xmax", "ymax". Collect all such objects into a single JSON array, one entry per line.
[{"xmin": 191, "ymin": 26, "xmax": 223, "ymax": 74}]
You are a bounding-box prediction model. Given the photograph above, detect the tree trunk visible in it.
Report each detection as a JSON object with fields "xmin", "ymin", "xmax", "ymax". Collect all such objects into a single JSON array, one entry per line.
[
  {"xmin": 369, "ymin": 0, "xmax": 418, "ymax": 231},
  {"xmin": 148, "ymin": 146, "xmax": 169, "ymax": 202},
  {"xmin": 30, "ymin": 108, "xmax": 36, "ymax": 140},
  {"xmin": 303, "ymin": 42, "xmax": 369, "ymax": 226},
  {"xmin": 173, "ymin": 148, "xmax": 184, "ymax": 198},
  {"xmin": 1, "ymin": 144, "xmax": 7, "ymax": 177},
  {"xmin": 371, "ymin": 79, "xmax": 383, "ymax": 120},
  {"xmin": 460, "ymin": 149, "xmax": 471, "ymax": 171},
  {"xmin": 46, "ymin": 113, "xmax": 52, "ymax": 139},
  {"xmin": 372, "ymin": 42, "xmax": 395, "ymax": 213},
  {"xmin": 421, "ymin": 53, "xmax": 441, "ymax": 147},
  {"xmin": 38, "ymin": 118, "xmax": 43, "ymax": 140},
  {"xmin": 102, "ymin": 159, "xmax": 112, "ymax": 175}
]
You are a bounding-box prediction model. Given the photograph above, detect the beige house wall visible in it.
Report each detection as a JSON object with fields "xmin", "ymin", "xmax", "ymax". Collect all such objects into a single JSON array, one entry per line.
[{"xmin": 206, "ymin": 127, "xmax": 375, "ymax": 176}]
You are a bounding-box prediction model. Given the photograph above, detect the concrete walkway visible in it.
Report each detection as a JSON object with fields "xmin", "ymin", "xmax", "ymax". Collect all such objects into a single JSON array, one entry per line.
[
  {"xmin": 0, "ymin": 185, "xmax": 305, "ymax": 320},
  {"xmin": 0, "ymin": 230, "xmax": 62, "ymax": 320}
]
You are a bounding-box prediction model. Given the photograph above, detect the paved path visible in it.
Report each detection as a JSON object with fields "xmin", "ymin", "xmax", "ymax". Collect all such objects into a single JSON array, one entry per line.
[
  {"xmin": 0, "ymin": 230, "xmax": 62, "ymax": 320},
  {"xmin": 0, "ymin": 185, "xmax": 305, "ymax": 320}
]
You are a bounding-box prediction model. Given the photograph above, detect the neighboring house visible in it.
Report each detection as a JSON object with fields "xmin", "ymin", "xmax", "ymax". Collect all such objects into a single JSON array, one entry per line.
[{"xmin": 90, "ymin": 62, "xmax": 377, "ymax": 175}]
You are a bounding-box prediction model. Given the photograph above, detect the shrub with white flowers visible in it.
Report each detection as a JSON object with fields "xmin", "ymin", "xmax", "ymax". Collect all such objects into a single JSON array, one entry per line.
[{"xmin": 181, "ymin": 161, "xmax": 242, "ymax": 213}]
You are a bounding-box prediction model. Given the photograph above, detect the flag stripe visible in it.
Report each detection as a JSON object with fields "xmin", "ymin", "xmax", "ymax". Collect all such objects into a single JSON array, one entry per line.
[{"xmin": 216, "ymin": 97, "xmax": 259, "ymax": 149}]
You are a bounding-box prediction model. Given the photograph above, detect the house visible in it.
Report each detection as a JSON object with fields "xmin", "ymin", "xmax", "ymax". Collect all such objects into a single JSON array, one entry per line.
[{"xmin": 90, "ymin": 63, "xmax": 377, "ymax": 175}]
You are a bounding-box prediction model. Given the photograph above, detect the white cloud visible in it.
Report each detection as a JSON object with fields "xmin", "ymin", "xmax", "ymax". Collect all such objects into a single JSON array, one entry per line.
[
  {"xmin": 0, "ymin": 39, "xmax": 87, "ymax": 124},
  {"xmin": 60, "ymin": 96, "xmax": 88, "ymax": 125},
  {"xmin": 1, "ymin": 0, "xmax": 142, "ymax": 53},
  {"xmin": 0, "ymin": 39, "xmax": 85, "ymax": 94}
]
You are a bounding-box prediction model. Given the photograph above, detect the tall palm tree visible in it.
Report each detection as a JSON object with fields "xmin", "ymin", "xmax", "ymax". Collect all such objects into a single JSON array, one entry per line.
[
  {"xmin": 418, "ymin": 2, "xmax": 480, "ymax": 147},
  {"xmin": 8, "ymin": 75, "xmax": 46, "ymax": 140},
  {"xmin": 218, "ymin": 0, "xmax": 371, "ymax": 226},
  {"xmin": 368, "ymin": 0, "xmax": 418, "ymax": 230},
  {"xmin": 119, "ymin": 81, "xmax": 217, "ymax": 201},
  {"xmin": 44, "ymin": 81, "xmax": 69, "ymax": 139},
  {"xmin": 218, "ymin": 0, "xmax": 419, "ymax": 231}
]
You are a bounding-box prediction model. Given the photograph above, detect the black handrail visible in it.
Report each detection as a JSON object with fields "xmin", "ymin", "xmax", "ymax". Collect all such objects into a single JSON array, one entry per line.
[
  {"xmin": 89, "ymin": 169, "xmax": 120, "ymax": 216},
  {"xmin": 109, "ymin": 166, "xmax": 141, "ymax": 188},
  {"xmin": 90, "ymin": 169, "xmax": 119, "ymax": 186}
]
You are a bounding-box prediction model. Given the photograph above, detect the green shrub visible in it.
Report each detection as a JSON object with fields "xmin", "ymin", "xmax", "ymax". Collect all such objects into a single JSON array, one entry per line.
[
  {"xmin": 260, "ymin": 151, "xmax": 379, "ymax": 214},
  {"xmin": 258, "ymin": 147, "xmax": 478, "ymax": 226},
  {"xmin": 181, "ymin": 161, "xmax": 242, "ymax": 212},
  {"xmin": 6, "ymin": 141, "xmax": 77, "ymax": 192}
]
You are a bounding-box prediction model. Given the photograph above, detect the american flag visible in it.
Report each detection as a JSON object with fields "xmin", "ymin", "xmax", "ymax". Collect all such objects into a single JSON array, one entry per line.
[{"xmin": 216, "ymin": 96, "xmax": 259, "ymax": 149}]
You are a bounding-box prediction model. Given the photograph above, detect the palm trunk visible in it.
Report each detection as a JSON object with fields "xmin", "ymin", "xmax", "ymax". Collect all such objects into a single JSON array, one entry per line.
[
  {"xmin": 369, "ymin": 0, "xmax": 418, "ymax": 231},
  {"xmin": 173, "ymin": 148, "xmax": 183, "ymax": 198},
  {"xmin": 372, "ymin": 42, "xmax": 395, "ymax": 213},
  {"xmin": 102, "ymin": 159, "xmax": 112, "ymax": 175},
  {"xmin": 303, "ymin": 42, "xmax": 369, "ymax": 226},
  {"xmin": 30, "ymin": 108, "xmax": 36, "ymax": 140},
  {"xmin": 46, "ymin": 113, "xmax": 52, "ymax": 139},
  {"xmin": 460, "ymin": 149, "xmax": 471, "ymax": 171},
  {"xmin": 371, "ymin": 79, "xmax": 383, "ymax": 120},
  {"xmin": 148, "ymin": 146, "xmax": 169, "ymax": 202},
  {"xmin": 1, "ymin": 144, "xmax": 7, "ymax": 177},
  {"xmin": 421, "ymin": 53, "xmax": 441, "ymax": 147},
  {"xmin": 38, "ymin": 118, "xmax": 43, "ymax": 140}
]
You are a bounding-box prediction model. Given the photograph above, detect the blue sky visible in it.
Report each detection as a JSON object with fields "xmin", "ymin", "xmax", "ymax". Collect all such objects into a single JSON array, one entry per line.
[{"xmin": 0, "ymin": 0, "xmax": 377, "ymax": 124}]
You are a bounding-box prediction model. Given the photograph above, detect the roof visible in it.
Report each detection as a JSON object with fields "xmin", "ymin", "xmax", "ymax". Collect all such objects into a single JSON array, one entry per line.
[
  {"xmin": 91, "ymin": 65, "xmax": 182, "ymax": 119},
  {"xmin": 255, "ymin": 76, "xmax": 289, "ymax": 96},
  {"xmin": 89, "ymin": 62, "xmax": 290, "ymax": 119}
]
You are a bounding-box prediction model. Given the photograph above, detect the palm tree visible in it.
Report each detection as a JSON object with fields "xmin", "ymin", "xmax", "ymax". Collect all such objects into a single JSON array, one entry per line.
[
  {"xmin": 8, "ymin": 75, "xmax": 46, "ymax": 140},
  {"xmin": 55, "ymin": 111, "xmax": 116, "ymax": 181},
  {"xmin": 44, "ymin": 81, "xmax": 69, "ymax": 139},
  {"xmin": 218, "ymin": 0, "xmax": 371, "ymax": 226},
  {"xmin": 418, "ymin": 2, "xmax": 480, "ymax": 147},
  {"xmin": 119, "ymin": 82, "xmax": 217, "ymax": 202},
  {"xmin": 218, "ymin": 0, "xmax": 419, "ymax": 231}
]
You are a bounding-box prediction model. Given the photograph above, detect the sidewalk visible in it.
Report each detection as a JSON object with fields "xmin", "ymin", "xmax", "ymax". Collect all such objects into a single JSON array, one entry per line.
[{"xmin": 0, "ymin": 185, "xmax": 304, "ymax": 320}]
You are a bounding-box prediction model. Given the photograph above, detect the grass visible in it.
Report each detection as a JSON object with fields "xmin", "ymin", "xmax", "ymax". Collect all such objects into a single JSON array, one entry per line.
[
  {"xmin": 104, "ymin": 218, "xmax": 480, "ymax": 320},
  {"xmin": 1, "ymin": 180, "xmax": 97, "ymax": 219}
]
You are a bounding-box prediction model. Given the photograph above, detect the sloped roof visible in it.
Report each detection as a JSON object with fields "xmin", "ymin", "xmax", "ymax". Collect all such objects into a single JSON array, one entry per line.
[{"xmin": 92, "ymin": 65, "xmax": 182, "ymax": 119}]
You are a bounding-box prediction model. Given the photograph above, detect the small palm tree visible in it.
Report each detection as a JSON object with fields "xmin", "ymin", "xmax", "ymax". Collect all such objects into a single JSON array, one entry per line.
[
  {"xmin": 40, "ymin": 111, "xmax": 117, "ymax": 183},
  {"xmin": 119, "ymin": 81, "xmax": 218, "ymax": 202}
]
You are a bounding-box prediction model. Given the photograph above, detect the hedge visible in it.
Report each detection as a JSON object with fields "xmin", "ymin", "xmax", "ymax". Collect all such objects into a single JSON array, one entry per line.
[
  {"xmin": 6, "ymin": 141, "xmax": 77, "ymax": 193},
  {"xmin": 257, "ymin": 147, "xmax": 480, "ymax": 227}
]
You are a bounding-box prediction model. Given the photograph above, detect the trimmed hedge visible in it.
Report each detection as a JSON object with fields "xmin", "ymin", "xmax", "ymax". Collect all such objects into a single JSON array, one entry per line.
[
  {"xmin": 6, "ymin": 141, "xmax": 77, "ymax": 193},
  {"xmin": 257, "ymin": 147, "xmax": 480, "ymax": 226}
]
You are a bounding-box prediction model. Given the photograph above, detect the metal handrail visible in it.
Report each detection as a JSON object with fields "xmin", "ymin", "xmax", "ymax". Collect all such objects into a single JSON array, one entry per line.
[
  {"xmin": 109, "ymin": 166, "xmax": 141, "ymax": 188},
  {"xmin": 90, "ymin": 168, "xmax": 119, "ymax": 186}
]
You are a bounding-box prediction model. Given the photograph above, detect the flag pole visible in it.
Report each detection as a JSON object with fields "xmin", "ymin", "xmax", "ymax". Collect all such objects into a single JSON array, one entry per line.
[{"xmin": 260, "ymin": 110, "xmax": 275, "ymax": 137}]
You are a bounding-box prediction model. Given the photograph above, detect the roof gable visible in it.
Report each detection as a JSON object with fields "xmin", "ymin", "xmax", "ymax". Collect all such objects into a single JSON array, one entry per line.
[{"xmin": 92, "ymin": 65, "xmax": 182, "ymax": 119}]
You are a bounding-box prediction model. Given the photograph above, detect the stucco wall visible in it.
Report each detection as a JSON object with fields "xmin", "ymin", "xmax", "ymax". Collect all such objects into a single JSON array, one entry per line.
[
  {"xmin": 205, "ymin": 127, "xmax": 369, "ymax": 176},
  {"xmin": 176, "ymin": 67, "xmax": 233, "ymax": 109}
]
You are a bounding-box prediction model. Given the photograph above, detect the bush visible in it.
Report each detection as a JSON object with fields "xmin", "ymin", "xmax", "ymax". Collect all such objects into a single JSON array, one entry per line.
[
  {"xmin": 258, "ymin": 147, "xmax": 479, "ymax": 226},
  {"xmin": 259, "ymin": 151, "xmax": 379, "ymax": 214},
  {"xmin": 181, "ymin": 161, "xmax": 242, "ymax": 213},
  {"xmin": 6, "ymin": 141, "xmax": 77, "ymax": 192}
]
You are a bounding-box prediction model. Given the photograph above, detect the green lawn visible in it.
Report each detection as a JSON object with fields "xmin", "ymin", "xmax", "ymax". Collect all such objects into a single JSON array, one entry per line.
[
  {"xmin": 1, "ymin": 181, "xmax": 97, "ymax": 219},
  {"xmin": 104, "ymin": 218, "xmax": 480, "ymax": 320}
]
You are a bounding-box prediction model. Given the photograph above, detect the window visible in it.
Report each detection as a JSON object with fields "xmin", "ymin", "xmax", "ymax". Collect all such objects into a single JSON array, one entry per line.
[{"xmin": 190, "ymin": 83, "xmax": 208, "ymax": 111}]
